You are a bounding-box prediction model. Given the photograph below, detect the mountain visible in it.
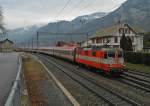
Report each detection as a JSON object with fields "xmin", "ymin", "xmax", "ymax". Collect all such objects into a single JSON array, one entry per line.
[
  {"xmin": 6, "ymin": 12, "xmax": 106, "ymax": 46},
  {"xmin": 38, "ymin": 0, "xmax": 150, "ymax": 44},
  {"xmin": 37, "ymin": 12, "xmax": 107, "ymax": 44},
  {"xmin": 38, "ymin": 12, "xmax": 106, "ymax": 33},
  {"xmin": 75, "ymin": 0, "xmax": 150, "ymax": 34},
  {"xmin": 7, "ymin": 24, "xmax": 44, "ymax": 43},
  {"xmin": 71, "ymin": 12, "xmax": 106, "ymax": 29},
  {"xmin": 8, "ymin": 0, "xmax": 150, "ymax": 46}
]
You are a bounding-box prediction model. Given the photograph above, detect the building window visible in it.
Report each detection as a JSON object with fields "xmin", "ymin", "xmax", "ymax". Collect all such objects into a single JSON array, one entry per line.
[
  {"xmin": 96, "ymin": 38, "xmax": 99, "ymax": 43},
  {"xmin": 125, "ymin": 28, "xmax": 128, "ymax": 34},
  {"xmin": 99, "ymin": 38, "xmax": 102, "ymax": 43},
  {"xmin": 128, "ymin": 29, "xmax": 130, "ymax": 34},
  {"xmin": 96, "ymin": 38, "xmax": 102, "ymax": 43},
  {"xmin": 119, "ymin": 28, "xmax": 122, "ymax": 34},
  {"xmin": 103, "ymin": 38, "xmax": 105, "ymax": 43},
  {"xmin": 114, "ymin": 37, "xmax": 118, "ymax": 43},
  {"xmin": 92, "ymin": 39, "xmax": 95, "ymax": 43},
  {"xmin": 131, "ymin": 37, "xmax": 134, "ymax": 43}
]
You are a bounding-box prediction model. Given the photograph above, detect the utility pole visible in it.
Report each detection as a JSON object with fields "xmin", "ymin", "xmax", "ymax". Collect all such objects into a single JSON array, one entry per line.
[
  {"xmin": 71, "ymin": 22, "xmax": 74, "ymax": 42},
  {"xmin": 56, "ymin": 20, "xmax": 59, "ymax": 45},
  {"xmin": 28, "ymin": 40, "xmax": 30, "ymax": 49},
  {"xmin": 37, "ymin": 31, "xmax": 39, "ymax": 49},
  {"xmin": 32, "ymin": 37, "xmax": 33, "ymax": 49},
  {"xmin": 86, "ymin": 33, "xmax": 89, "ymax": 46}
]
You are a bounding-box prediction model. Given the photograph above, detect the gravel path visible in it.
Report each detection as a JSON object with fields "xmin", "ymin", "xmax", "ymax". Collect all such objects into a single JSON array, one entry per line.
[
  {"xmin": 23, "ymin": 55, "xmax": 72, "ymax": 106},
  {"xmin": 0, "ymin": 53, "xmax": 19, "ymax": 105}
]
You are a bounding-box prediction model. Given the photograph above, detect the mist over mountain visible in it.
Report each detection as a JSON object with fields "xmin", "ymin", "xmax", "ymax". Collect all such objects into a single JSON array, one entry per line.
[
  {"xmin": 8, "ymin": 12, "xmax": 106, "ymax": 45},
  {"xmin": 7, "ymin": 25, "xmax": 43, "ymax": 42}
]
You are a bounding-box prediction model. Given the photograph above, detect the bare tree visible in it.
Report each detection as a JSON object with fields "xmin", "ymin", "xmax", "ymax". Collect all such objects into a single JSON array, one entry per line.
[{"xmin": 0, "ymin": 6, "xmax": 4, "ymax": 33}]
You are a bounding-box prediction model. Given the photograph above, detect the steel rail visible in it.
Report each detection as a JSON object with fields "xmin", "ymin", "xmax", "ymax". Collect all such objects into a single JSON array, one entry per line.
[
  {"xmin": 121, "ymin": 75, "xmax": 150, "ymax": 89},
  {"xmin": 123, "ymin": 72, "xmax": 150, "ymax": 84},
  {"xmin": 126, "ymin": 69, "xmax": 150, "ymax": 78}
]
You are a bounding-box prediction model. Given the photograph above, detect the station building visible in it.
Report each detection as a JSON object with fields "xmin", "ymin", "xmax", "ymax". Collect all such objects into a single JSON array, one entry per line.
[
  {"xmin": 0, "ymin": 39, "xmax": 14, "ymax": 52},
  {"xmin": 81, "ymin": 23, "xmax": 144, "ymax": 52}
]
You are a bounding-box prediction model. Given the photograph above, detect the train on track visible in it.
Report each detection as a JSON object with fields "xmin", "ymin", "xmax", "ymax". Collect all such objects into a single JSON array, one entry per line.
[{"xmin": 25, "ymin": 45, "xmax": 125, "ymax": 76}]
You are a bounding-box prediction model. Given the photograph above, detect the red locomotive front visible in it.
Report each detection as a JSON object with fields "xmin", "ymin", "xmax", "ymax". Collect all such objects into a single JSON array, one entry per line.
[{"xmin": 75, "ymin": 46, "xmax": 125, "ymax": 75}]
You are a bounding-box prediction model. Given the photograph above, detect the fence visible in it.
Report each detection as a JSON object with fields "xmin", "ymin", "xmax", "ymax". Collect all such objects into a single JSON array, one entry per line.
[{"xmin": 5, "ymin": 56, "xmax": 23, "ymax": 106}]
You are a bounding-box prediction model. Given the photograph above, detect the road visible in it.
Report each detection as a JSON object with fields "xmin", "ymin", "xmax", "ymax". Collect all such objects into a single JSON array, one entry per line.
[{"xmin": 0, "ymin": 53, "xmax": 19, "ymax": 105}]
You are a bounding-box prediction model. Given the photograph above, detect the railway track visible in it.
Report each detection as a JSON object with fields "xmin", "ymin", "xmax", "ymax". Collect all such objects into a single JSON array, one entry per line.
[
  {"xmin": 118, "ymin": 70, "xmax": 150, "ymax": 93},
  {"xmin": 117, "ymin": 76, "xmax": 150, "ymax": 93},
  {"xmin": 126, "ymin": 69, "xmax": 150, "ymax": 78},
  {"xmin": 36, "ymin": 54, "xmax": 140, "ymax": 106}
]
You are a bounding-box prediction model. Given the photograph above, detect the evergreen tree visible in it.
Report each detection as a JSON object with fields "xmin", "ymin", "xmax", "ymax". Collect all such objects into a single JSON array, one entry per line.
[
  {"xmin": 120, "ymin": 32, "xmax": 133, "ymax": 51},
  {"xmin": 120, "ymin": 32, "xmax": 127, "ymax": 50},
  {"xmin": 126, "ymin": 36, "xmax": 133, "ymax": 51}
]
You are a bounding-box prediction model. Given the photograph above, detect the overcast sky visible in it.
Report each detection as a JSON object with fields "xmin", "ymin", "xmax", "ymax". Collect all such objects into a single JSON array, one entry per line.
[{"xmin": 0, "ymin": 0, "xmax": 126, "ymax": 29}]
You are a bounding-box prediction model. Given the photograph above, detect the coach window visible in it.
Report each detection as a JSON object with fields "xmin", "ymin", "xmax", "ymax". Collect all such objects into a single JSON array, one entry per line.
[{"xmin": 114, "ymin": 37, "xmax": 118, "ymax": 43}]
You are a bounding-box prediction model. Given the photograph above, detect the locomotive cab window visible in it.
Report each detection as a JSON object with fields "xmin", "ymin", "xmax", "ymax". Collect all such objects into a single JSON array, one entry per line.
[
  {"xmin": 108, "ymin": 51, "xmax": 123, "ymax": 58},
  {"xmin": 108, "ymin": 52, "xmax": 115, "ymax": 57}
]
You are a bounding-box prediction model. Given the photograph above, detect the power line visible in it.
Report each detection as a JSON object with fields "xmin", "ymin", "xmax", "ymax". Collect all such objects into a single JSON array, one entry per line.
[
  {"xmin": 107, "ymin": 3, "xmax": 122, "ymax": 13},
  {"xmin": 65, "ymin": 0, "xmax": 85, "ymax": 18},
  {"xmin": 54, "ymin": 0, "xmax": 72, "ymax": 20},
  {"xmin": 81, "ymin": 0, "xmax": 97, "ymax": 10}
]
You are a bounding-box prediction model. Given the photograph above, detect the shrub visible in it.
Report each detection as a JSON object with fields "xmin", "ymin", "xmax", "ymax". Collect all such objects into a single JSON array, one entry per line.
[{"xmin": 124, "ymin": 52, "xmax": 150, "ymax": 66}]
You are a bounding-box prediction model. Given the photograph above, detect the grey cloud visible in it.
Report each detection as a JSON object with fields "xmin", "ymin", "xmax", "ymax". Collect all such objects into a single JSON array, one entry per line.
[{"xmin": 0, "ymin": 0, "xmax": 126, "ymax": 29}]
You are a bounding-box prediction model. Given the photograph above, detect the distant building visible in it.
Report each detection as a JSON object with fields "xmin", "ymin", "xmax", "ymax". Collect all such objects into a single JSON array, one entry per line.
[
  {"xmin": 56, "ymin": 41, "xmax": 78, "ymax": 47},
  {"xmin": 81, "ymin": 23, "xmax": 144, "ymax": 52},
  {"xmin": 0, "ymin": 39, "xmax": 14, "ymax": 52}
]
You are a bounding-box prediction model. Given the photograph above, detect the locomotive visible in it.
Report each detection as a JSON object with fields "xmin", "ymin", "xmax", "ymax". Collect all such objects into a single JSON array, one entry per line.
[{"xmin": 36, "ymin": 45, "xmax": 125, "ymax": 76}]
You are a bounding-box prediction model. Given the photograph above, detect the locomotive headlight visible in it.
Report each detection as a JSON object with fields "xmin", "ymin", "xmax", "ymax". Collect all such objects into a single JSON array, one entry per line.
[
  {"xmin": 123, "ymin": 64, "xmax": 126, "ymax": 67},
  {"xmin": 109, "ymin": 64, "xmax": 112, "ymax": 67}
]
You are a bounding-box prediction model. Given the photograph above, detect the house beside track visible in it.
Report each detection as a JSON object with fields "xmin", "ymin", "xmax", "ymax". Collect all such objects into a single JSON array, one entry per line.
[
  {"xmin": 0, "ymin": 39, "xmax": 14, "ymax": 52},
  {"xmin": 81, "ymin": 23, "xmax": 144, "ymax": 52}
]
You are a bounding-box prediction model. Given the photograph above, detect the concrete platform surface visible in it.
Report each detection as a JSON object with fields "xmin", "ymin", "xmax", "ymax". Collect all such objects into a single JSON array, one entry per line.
[{"xmin": 0, "ymin": 53, "xmax": 19, "ymax": 105}]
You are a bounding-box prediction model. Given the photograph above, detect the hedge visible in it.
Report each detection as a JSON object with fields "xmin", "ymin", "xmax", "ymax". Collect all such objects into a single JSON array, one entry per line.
[{"xmin": 124, "ymin": 52, "xmax": 150, "ymax": 66}]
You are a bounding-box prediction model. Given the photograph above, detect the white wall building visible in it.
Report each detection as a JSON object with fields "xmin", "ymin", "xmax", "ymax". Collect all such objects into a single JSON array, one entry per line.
[{"xmin": 81, "ymin": 23, "xmax": 144, "ymax": 52}]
